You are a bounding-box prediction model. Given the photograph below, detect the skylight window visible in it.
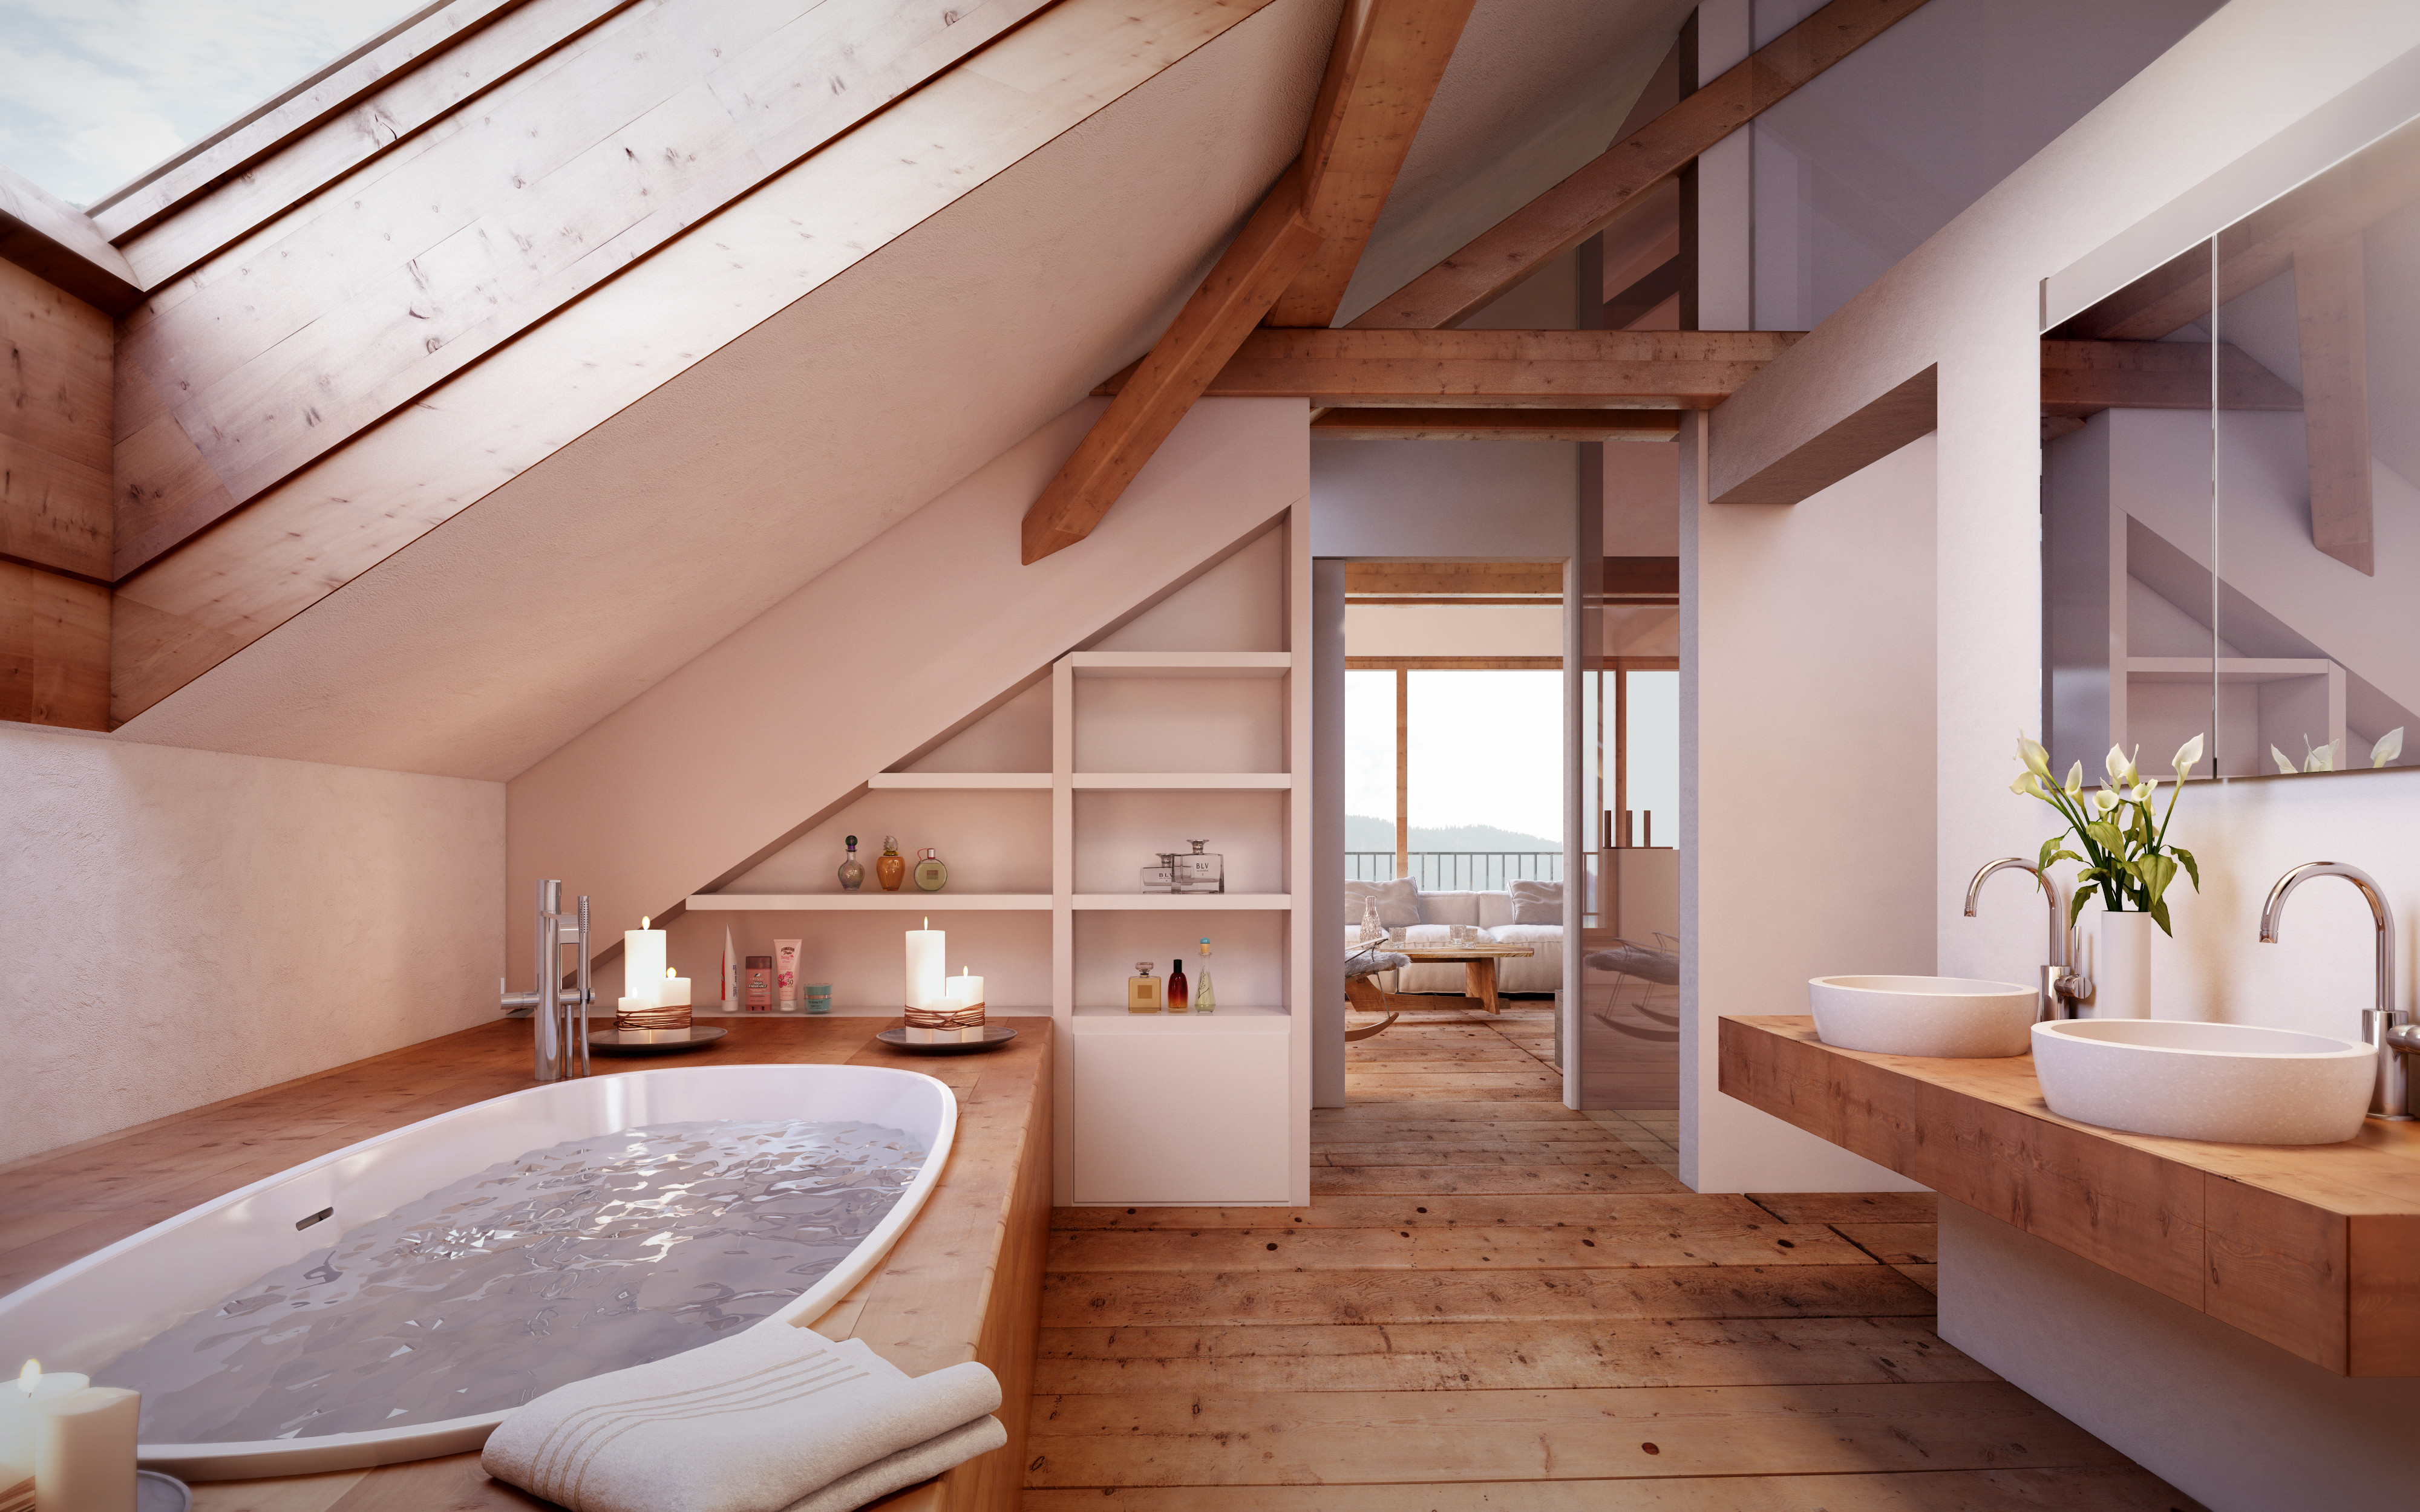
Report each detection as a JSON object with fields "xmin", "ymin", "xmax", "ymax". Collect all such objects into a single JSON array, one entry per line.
[{"xmin": 0, "ymin": 0, "xmax": 424, "ymax": 207}]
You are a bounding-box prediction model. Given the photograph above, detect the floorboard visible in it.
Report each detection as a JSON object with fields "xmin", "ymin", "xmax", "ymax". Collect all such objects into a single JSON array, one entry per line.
[{"xmin": 1021, "ymin": 1002, "xmax": 2201, "ymax": 1510}]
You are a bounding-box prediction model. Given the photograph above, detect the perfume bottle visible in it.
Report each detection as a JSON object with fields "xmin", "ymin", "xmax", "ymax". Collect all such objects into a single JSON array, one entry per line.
[
  {"xmin": 876, "ymin": 835, "xmax": 906, "ymax": 892},
  {"xmin": 839, "ymin": 835, "xmax": 866, "ymax": 892},
  {"xmin": 1359, "ymin": 899, "xmax": 1380, "ymax": 943},
  {"xmin": 1194, "ymin": 937, "xmax": 1215, "ymax": 1014},
  {"xmin": 1127, "ymin": 960, "xmax": 1162, "ymax": 1013},
  {"xmin": 914, "ymin": 846, "xmax": 948, "ymax": 891},
  {"xmin": 1168, "ymin": 957, "xmax": 1188, "ymax": 1012}
]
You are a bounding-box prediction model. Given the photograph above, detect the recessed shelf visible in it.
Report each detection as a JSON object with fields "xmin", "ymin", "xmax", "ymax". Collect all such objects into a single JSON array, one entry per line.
[
  {"xmin": 686, "ymin": 893, "xmax": 1051, "ymax": 910},
  {"xmin": 1071, "ymin": 1005, "xmax": 1290, "ymax": 1032},
  {"xmin": 1071, "ymin": 772, "xmax": 1291, "ymax": 789},
  {"xmin": 1073, "ymin": 893, "xmax": 1291, "ymax": 910},
  {"xmin": 868, "ymin": 772, "xmax": 1050, "ymax": 789},
  {"xmin": 1064, "ymin": 651, "xmax": 1291, "ymax": 679}
]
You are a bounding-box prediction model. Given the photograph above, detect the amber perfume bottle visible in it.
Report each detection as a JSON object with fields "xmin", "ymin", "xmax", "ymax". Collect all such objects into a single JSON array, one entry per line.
[
  {"xmin": 1168, "ymin": 957, "xmax": 1189, "ymax": 1012},
  {"xmin": 1127, "ymin": 961, "xmax": 1162, "ymax": 1013},
  {"xmin": 914, "ymin": 846, "xmax": 948, "ymax": 891},
  {"xmin": 838, "ymin": 835, "xmax": 866, "ymax": 891},
  {"xmin": 876, "ymin": 835, "xmax": 906, "ymax": 892}
]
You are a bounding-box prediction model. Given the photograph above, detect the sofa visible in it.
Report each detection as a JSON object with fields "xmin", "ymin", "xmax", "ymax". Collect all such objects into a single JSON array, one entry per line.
[{"xmin": 1342, "ymin": 879, "xmax": 1563, "ymax": 996}]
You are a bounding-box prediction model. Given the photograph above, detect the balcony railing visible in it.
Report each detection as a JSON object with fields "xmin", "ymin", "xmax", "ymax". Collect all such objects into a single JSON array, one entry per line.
[{"xmin": 1347, "ymin": 851, "xmax": 1562, "ymax": 890}]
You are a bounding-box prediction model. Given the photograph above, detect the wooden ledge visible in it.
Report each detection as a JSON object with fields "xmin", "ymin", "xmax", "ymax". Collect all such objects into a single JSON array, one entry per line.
[{"xmin": 1719, "ymin": 1014, "xmax": 2420, "ymax": 1377}]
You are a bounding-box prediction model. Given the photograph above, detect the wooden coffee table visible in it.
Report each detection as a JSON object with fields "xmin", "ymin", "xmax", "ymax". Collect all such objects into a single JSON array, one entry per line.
[{"xmin": 1346, "ymin": 940, "xmax": 1537, "ymax": 1023}]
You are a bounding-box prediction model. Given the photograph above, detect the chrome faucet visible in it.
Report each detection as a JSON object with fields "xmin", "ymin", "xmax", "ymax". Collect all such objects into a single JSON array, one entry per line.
[
  {"xmin": 499, "ymin": 878, "xmax": 593, "ymax": 1083},
  {"xmin": 2260, "ymin": 861, "xmax": 2415, "ymax": 1121},
  {"xmin": 1965, "ymin": 857, "xmax": 2088, "ymax": 1020}
]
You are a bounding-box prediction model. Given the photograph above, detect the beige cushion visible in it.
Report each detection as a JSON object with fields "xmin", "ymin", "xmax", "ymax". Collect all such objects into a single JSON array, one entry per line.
[
  {"xmin": 1475, "ymin": 892, "xmax": 1516, "ymax": 928},
  {"xmin": 1508, "ymin": 879, "xmax": 1563, "ymax": 925},
  {"xmin": 1417, "ymin": 891, "xmax": 1481, "ymax": 927},
  {"xmin": 1344, "ymin": 876, "xmax": 1421, "ymax": 928},
  {"xmin": 1488, "ymin": 924, "xmax": 1563, "ymax": 992}
]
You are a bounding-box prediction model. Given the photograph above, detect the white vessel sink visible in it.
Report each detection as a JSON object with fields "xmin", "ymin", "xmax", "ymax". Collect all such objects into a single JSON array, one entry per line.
[
  {"xmin": 2032, "ymin": 1019, "xmax": 2375, "ymax": 1145},
  {"xmin": 1808, "ymin": 975, "xmax": 2037, "ymax": 1058}
]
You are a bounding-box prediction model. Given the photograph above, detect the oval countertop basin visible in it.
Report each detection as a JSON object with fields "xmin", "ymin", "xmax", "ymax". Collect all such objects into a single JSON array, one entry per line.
[
  {"xmin": 1808, "ymin": 974, "xmax": 2036, "ymax": 1058},
  {"xmin": 2033, "ymin": 1018, "xmax": 2375, "ymax": 1145}
]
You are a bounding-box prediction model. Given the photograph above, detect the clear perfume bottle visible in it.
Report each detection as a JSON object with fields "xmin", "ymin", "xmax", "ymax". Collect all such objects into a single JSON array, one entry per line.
[
  {"xmin": 1127, "ymin": 960, "xmax": 1162, "ymax": 1013},
  {"xmin": 838, "ymin": 835, "xmax": 866, "ymax": 891},
  {"xmin": 1194, "ymin": 937, "xmax": 1215, "ymax": 1014},
  {"xmin": 1360, "ymin": 899, "xmax": 1380, "ymax": 943},
  {"xmin": 1168, "ymin": 956, "xmax": 1189, "ymax": 1012}
]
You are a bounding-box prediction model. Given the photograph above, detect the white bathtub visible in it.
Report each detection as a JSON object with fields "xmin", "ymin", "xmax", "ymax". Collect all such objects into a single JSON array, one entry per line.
[{"xmin": 0, "ymin": 1063, "xmax": 956, "ymax": 1481}]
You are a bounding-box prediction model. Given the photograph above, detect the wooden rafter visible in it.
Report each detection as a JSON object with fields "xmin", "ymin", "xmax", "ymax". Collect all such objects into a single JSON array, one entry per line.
[
  {"xmin": 1344, "ymin": 561, "xmax": 1561, "ymax": 595},
  {"xmin": 1351, "ymin": 0, "xmax": 1931, "ymax": 331},
  {"xmin": 1021, "ymin": 0, "xmax": 1478, "ymax": 564},
  {"xmin": 2294, "ymin": 237, "xmax": 2373, "ymax": 575},
  {"xmin": 1312, "ymin": 407, "xmax": 1679, "ymax": 441},
  {"xmin": 2038, "ymin": 339, "xmax": 2303, "ymax": 416},
  {"xmin": 1094, "ymin": 328, "xmax": 1800, "ymax": 409}
]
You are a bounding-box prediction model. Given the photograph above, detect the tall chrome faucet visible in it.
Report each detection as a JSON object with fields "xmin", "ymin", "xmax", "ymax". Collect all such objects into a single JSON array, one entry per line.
[
  {"xmin": 499, "ymin": 878, "xmax": 593, "ymax": 1083},
  {"xmin": 2259, "ymin": 861, "xmax": 2416, "ymax": 1120},
  {"xmin": 1965, "ymin": 858, "xmax": 2089, "ymax": 1020}
]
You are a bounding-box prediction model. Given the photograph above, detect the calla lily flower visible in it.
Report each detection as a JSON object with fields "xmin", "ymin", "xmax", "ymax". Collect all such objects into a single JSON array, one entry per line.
[
  {"xmin": 2011, "ymin": 773, "xmax": 2042, "ymax": 797},
  {"xmin": 2093, "ymin": 787, "xmax": 2120, "ymax": 814},
  {"xmin": 2172, "ymin": 733, "xmax": 2204, "ymax": 779},
  {"xmin": 2128, "ymin": 778, "xmax": 2157, "ymax": 804},
  {"xmin": 2104, "ymin": 745, "xmax": 2141, "ymax": 789},
  {"xmin": 2304, "ymin": 737, "xmax": 2340, "ymax": 774},
  {"xmin": 2272, "ymin": 745, "xmax": 2297, "ymax": 775},
  {"xmin": 2373, "ymin": 727, "xmax": 2405, "ymax": 768},
  {"xmin": 2017, "ymin": 733, "xmax": 2052, "ymax": 779},
  {"xmin": 2064, "ymin": 761, "xmax": 2084, "ymax": 797}
]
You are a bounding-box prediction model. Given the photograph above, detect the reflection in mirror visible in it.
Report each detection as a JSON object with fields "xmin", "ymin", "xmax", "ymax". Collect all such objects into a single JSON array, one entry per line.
[{"xmin": 2044, "ymin": 116, "xmax": 2420, "ymax": 780}]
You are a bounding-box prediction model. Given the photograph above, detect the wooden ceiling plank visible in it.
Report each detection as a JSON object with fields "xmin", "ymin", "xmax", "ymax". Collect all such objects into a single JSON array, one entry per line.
[
  {"xmin": 1312, "ymin": 406, "xmax": 1680, "ymax": 441},
  {"xmin": 2038, "ymin": 339, "xmax": 2303, "ymax": 413},
  {"xmin": 1268, "ymin": 0, "xmax": 1481, "ymax": 327},
  {"xmin": 1022, "ymin": 0, "xmax": 1477, "ymax": 562},
  {"xmin": 0, "ymin": 171, "xmax": 142, "ymax": 314},
  {"xmin": 1097, "ymin": 328, "xmax": 1799, "ymax": 408},
  {"xmin": 2294, "ymin": 237, "xmax": 2373, "ymax": 575},
  {"xmin": 1350, "ymin": 0, "xmax": 1932, "ymax": 331},
  {"xmin": 1344, "ymin": 561, "xmax": 1563, "ymax": 595}
]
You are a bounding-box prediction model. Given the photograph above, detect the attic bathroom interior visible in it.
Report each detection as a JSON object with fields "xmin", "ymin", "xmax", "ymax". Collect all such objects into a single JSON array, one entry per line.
[{"xmin": 6, "ymin": 1, "xmax": 2420, "ymax": 1509}]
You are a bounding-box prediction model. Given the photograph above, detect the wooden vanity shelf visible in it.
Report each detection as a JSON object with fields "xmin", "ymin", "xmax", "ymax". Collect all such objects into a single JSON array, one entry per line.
[{"xmin": 1721, "ymin": 1015, "xmax": 2420, "ymax": 1377}]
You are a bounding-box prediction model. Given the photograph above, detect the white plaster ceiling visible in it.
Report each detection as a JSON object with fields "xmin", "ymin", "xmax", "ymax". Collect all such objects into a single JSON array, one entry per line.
[{"xmin": 113, "ymin": 0, "xmax": 1687, "ymax": 781}]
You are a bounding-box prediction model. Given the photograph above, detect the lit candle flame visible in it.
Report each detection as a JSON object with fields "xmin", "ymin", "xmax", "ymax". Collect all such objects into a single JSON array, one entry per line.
[
  {"xmin": 641, "ymin": 916, "xmax": 651, "ymax": 930},
  {"xmin": 666, "ymin": 967, "xmax": 676, "ymax": 979},
  {"xmin": 18, "ymin": 1360, "xmax": 37, "ymax": 1394}
]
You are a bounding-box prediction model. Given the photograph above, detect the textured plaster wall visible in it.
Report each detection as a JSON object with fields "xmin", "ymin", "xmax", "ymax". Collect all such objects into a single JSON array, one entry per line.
[{"xmin": 1, "ymin": 726, "xmax": 502, "ymax": 1162}]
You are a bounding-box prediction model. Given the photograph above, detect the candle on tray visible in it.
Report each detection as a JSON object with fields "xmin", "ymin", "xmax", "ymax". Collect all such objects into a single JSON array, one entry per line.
[
  {"xmin": 35, "ymin": 1385, "xmax": 138, "ymax": 1512},
  {"xmin": 656, "ymin": 968, "xmax": 690, "ymax": 1008},
  {"xmin": 904, "ymin": 920, "xmax": 945, "ymax": 1011},
  {"xmin": 624, "ymin": 916, "xmax": 667, "ymax": 1005},
  {"xmin": 946, "ymin": 968, "xmax": 984, "ymax": 1009},
  {"xmin": 1, "ymin": 1362, "xmax": 87, "ymax": 1512}
]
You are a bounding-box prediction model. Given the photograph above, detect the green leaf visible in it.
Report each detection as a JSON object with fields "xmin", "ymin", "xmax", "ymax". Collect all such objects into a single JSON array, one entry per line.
[
  {"xmin": 2069, "ymin": 888, "xmax": 2096, "ymax": 927},
  {"xmin": 2171, "ymin": 846, "xmax": 2201, "ymax": 891},
  {"xmin": 2151, "ymin": 898, "xmax": 2174, "ymax": 936},
  {"xmin": 2085, "ymin": 821, "xmax": 2124, "ymax": 855}
]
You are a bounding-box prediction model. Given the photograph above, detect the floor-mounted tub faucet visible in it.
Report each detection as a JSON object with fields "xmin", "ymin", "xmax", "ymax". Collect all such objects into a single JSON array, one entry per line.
[
  {"xmin": 499, "ymin": 878, "xmax": 594, "ymax": 1083},
  {"xmin": 2260, "ymin": 861, "xmax": 2417, "ymax": 1120},
  {"xmin": 1965, "ymin": 857, "xmax": 2088, "ymax": 1020}
]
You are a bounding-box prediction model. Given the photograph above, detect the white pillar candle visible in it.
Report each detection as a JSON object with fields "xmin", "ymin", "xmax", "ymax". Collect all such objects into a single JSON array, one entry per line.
[
  {"xmin": 946, "ymin": 969, "xmax": 984, "ymax": 1007},
  {"xmin": 0, "ymin": 1364, "xmax": 88, "ymax": 1512},
  {"xmin": 34, "ymin": 1386, "xmax": 137, "ymax": 1512},
  {"xmin": 657, "ymin": 968, "xmax": 691, "ymax": 1008},
  {"xmin": 624, "ymin": 916, "xmax": 667, "ymax": 1006},
  {"xmin": 904, "ymin": 921, "xmax": 945, "ymax": 1009}
]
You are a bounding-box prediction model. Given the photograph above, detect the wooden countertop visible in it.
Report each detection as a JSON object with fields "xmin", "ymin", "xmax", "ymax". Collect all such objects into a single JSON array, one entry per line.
[
  {"xmin": 1720, "ymin": 1014, "xmax": 2420, "ymax": 1378},
  {"xmin": 0, "ymin": 1016, "xmax": 1053, "ymax": 1511}
]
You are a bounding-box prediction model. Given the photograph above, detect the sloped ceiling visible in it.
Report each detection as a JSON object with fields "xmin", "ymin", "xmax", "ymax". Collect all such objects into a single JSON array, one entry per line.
[{"xmin": 112, "ymin": 0, "xmax": 1687, "ymax": 782}]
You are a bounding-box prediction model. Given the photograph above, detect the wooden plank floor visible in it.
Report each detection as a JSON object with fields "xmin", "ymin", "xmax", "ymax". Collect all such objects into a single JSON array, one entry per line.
[{"xmin": 1022, "ymin": 1005, "xmax": 2202, "ymax": 1510}]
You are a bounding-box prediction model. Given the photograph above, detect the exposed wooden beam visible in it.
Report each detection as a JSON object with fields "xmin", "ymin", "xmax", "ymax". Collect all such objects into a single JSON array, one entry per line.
[
  {"xmin": 0, "ymin": 171, "xmax": 141, "ymax": 315},
  {"xmin": 1710, "ymin": 364, "xmax": 1935, "ymax": 507},
  {"xmin": 1096, "ymin": 329, "xmax": 1799, "ymax": 409},
  {"xmin": 1024, "ymin": 0, "xmax": 1477, "ymax": 561},
  {"xmin": 0, "ymin": 257, "xmax": 114, "ymax": 579},
  {"xmin": 2052, "ymin": 112, "xmax": 2420, "ymax": 342},
  {"xmin": 1267, "ymin": 0, "xmax": 1479, "ymax": 327},
  {"xmin": 2294, "ymin": 236, "xmax": 2373, "ymax": 575},
  {"xmin": 1350, "ymin": 0, "xmax": 1931, "ymax": 330},
  {"xmin": 1021, "ymin": 169, "xmax": 1327, "ymax": 562},
  {"xmin": 1312, "ymin": 407, "xmax": 1679, "ymax": 441},
  {"xmin": 0, "ymin": 559, "xmax": 109, "ymax": 731},
  {"xmin": 1604, "ymin": 254, "xmax": 1683, "ymax": 331},
  {"xmin": 1344, "ymin": 561, "xmax": 1562, "ymax": 595},
  {"xmin": 2039, "ymin": 339, "xmax": 2304, "ymax": 416},
  {"xmin": 1604, "ymin": 555, "xmax": 1679, "ymax": 599}
]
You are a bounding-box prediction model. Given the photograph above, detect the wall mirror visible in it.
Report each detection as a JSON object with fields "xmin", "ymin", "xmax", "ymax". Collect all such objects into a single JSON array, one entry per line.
[{"xmin": 2042, "ymin": 114, "xmax": 2420, "ymax": 781}]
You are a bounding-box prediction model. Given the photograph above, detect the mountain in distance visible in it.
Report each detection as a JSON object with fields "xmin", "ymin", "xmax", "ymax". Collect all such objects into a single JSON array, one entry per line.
[{"xmin": 1344, "ymin": 815, "xmax": 1559, "ymax": 853}]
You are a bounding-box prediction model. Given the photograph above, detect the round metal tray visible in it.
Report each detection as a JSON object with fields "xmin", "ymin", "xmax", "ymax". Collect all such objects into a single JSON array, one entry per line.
[
  {"xmin": 874, "ymin": 1026, "xmax": 1019, "ymax": 1055},
  {"xmin": 586, "ymin": 1025, "xmax": 729, "ymax": 1055},
  {"xmin": 139, "ymin": 1470, "xmax": 193, "ymax": 1512}
]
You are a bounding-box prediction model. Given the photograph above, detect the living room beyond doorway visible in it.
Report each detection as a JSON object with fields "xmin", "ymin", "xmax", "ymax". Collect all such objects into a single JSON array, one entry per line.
[{"xmin": 1340, "ymin": 559, "xmax": 1680, "ymax": 1168}]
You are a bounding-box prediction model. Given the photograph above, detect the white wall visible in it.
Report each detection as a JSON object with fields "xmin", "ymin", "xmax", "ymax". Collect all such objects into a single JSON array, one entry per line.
[
  {"xmin": 0, "ymin": 725, "xmax": 502, "ymax": 1162},
  {"xmin": 1682, "ymin": 426, "xmax": 1933, "ymax": 1193}
]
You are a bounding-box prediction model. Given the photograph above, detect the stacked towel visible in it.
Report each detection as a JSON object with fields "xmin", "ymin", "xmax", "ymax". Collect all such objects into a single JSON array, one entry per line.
[{"xmin": 481, "ymin": 1328, "xmax": 1004, "ymax": 1512}]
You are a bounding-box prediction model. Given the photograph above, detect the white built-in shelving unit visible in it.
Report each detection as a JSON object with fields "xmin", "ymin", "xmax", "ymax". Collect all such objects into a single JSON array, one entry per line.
[{"xmin": 685, "ymin": 514, "xmax": 1311, "ymax": 1206}]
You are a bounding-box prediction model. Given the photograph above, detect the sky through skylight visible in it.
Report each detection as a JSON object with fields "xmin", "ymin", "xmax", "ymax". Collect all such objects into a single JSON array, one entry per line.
[{"xmin": 0, "ymin": 0, "xmax": 420, "ymax": 207}]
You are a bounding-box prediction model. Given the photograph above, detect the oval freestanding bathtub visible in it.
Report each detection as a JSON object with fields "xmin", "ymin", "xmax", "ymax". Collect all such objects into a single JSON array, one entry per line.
[{"xmin": 0, "ymin": 1063, "xmax": 955, "ymax": 1481}]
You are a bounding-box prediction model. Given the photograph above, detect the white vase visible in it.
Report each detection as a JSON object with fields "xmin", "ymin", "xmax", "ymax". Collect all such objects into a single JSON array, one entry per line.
[{"xmin": 2095, "ymin": 910, "xmax": 2156, "ymax": 1020}]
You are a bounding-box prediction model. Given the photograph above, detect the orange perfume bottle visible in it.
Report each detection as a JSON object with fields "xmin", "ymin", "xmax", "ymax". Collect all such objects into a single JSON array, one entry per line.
[{"xmin": 876, "ymin": 834, "xmax": 906, "ymax": 892}]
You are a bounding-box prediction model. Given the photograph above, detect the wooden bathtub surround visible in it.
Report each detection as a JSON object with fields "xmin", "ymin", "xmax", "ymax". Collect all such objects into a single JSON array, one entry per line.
[
  {"xmin": 0, "ymin": 1017, "xmax": 1053, "ymax": 1512},
  {"xmin": 1720, "ymin": 1015, "xmax": 2420, "ymax": 1378}
]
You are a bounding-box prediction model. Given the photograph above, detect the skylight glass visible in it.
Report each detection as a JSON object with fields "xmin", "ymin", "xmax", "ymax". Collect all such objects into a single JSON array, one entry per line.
[{"xmin": 0, "ymin": 0, "xmax": 425, "ymax": 208}]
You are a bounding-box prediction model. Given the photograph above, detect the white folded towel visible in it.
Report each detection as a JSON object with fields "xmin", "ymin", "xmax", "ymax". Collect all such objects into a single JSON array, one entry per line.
[{"xmin": 481, "ymin": 1327, "xmax": 1004, "ymax": 1512}]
